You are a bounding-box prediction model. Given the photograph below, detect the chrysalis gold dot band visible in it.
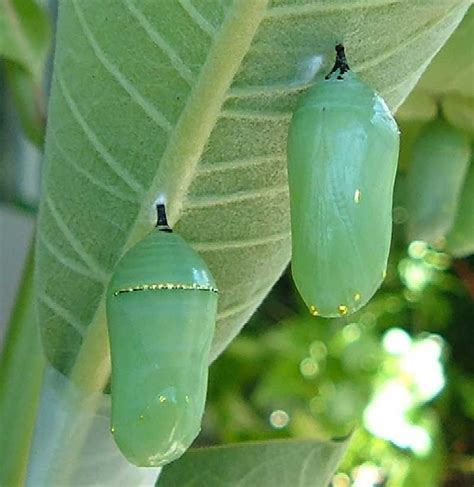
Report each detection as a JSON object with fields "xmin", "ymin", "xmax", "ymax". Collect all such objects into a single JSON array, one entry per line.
[{"xmin": 113, "ymin": 283, "xmax": 219, "ymax": 296}]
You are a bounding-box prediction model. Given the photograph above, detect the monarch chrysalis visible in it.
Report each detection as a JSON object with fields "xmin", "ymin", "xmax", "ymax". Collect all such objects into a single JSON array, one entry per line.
[
  {"xmin": 106, "ymin": 204, "xmax": 218, "ymax": 467},
  {"xmin": 406, "ymin": 118, "xmax": 471, "ymax": 245},
  {"xmin": 287, "ymin": 44, "xmax": 400, "ymax": 318},
  {"xmin": 446, "ymin": 150, "xmax": 474, "ymax": 257}
]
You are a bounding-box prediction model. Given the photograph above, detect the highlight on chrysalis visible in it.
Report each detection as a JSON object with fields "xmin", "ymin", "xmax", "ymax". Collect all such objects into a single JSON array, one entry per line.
[
  {"xmin": 106, "ymin": 203, "xmax": 218, "ymax": 467},
  {"xmin": 287, "ymin": 44, "xmax": 400, "ymax": 318}
]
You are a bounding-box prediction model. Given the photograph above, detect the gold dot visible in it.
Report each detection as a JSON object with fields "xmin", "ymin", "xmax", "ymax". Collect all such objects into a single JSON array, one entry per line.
[
  {"xmin": 354, "ymin": 292, "xmax": 361, "ymax": 302},
  {"xmin": 139, "ymin": 415, "xmax": 144, "ymax": 420},
  {"xmin": 338, "ymin": 305, "xmax": 348, "ymax": 316},
  {"xmin": 159, "ymin": 395, "xmax": 166, "ymax": 403},
  {"xmin": 110, "ymin": 426, "xmax": 115, "ymax": 433},
  {"xmin": 309, "ymin": 305, "xmax": 319, "ymax": 316},
  {"xmin": 354, "ymin": 189, "xmax": 361, "ymax": 203}
]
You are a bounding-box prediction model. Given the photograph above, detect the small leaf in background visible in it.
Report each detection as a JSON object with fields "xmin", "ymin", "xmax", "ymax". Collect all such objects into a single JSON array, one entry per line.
[
  {"xmin": 441, "ymin": 94, "xmax": 474, "ymax": 136},
  {"xmin": 4, "ymin": 60, "xmax": 47, "ymax": 147},
  {"xmin": 0, "ymin": 0, "xmax": 51, "ymax": 146},
  {"xmin": 397, "ymin": 6, "xmax": 474, "ymax": 131},
  {"xmin": 418, "ymin": 5, "xmax": 474, "ymax": 98},
  {"xmin": 0, "ymin": 0, "xmax": 50, "ymax": 82},
  {"xmin": 158, "ymin": 438, "xmax": 350, "ymax": 487}
]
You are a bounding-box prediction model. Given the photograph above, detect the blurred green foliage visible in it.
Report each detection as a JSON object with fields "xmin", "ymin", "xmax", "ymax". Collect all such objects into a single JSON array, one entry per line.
[{"xmin": 204, "ymin": 222, "xmax": 474, "ymax": 485}]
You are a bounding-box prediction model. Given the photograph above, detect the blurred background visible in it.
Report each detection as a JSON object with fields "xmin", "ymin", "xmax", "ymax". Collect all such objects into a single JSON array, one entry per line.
[{"xmin": 1, "ymin": 2, "xmax": 472, "ymax": 487}]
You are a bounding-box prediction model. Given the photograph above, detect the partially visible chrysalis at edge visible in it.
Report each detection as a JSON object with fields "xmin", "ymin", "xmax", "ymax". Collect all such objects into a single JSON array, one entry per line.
[
  {"xmin": 106, "ymin": 204, "xmax": 218, "ymax": 467},
  {"xmin": 445, "ymin": 147, "xmax": 474, "ymax": 257},
  {"xmin": 406, "ymin": 117, "xmax": 471, "ymax": 246},
  {"xmin": 287, "ymin": 44, "xmax": 400, "ymax": 318}
]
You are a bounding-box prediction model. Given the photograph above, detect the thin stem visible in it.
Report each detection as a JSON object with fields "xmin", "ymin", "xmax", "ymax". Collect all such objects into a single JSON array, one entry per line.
[
  {"xmin": 0, "ymin": 244, "xmax": 45, "ymax": 486},
  {"xmin": 325, "ymin": 44, "xmax": 350, "ymax": 79},
  {"xmin": 156, "ymin": 203, "xmax": 172, "ymax": 232}
]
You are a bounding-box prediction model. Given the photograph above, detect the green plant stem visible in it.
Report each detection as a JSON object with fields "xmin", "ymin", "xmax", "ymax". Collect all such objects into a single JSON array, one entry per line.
[{"xmin": 0, "ymin": 244, "xmax": 45, "ymax": 486}]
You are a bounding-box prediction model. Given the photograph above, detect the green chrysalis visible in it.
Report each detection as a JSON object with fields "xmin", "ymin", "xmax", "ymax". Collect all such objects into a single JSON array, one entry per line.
[
  {"xmin": 106, "ymin": 204, "xmax": 218, "ymax": 467},
  {"xmin": 406, "ymin": 118, "xmax": 471, "ymax": 245},
  {"xmin": 446, "ymin": 150, "xmax": 474, "ymax": 257},
  {"xmin": 287, "ymin": 44, "xmax": 400, "ymax": 318}
]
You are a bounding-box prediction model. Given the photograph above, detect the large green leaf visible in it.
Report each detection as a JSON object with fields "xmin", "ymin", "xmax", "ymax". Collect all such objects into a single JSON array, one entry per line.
[
  {"xmin": 158, "ymin": 438, "xmax": 349, "ymax": 487},
  {"xmin": 35, "ymin": 0, "xmax": 472, "ymax": 385}
]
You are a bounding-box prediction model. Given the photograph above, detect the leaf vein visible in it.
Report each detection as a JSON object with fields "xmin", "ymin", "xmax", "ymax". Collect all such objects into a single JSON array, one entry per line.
[
  {"xmin": 185, "ymin": 185, "xmax": 288, "ymax": 209},
  {"xmin": 227, "ymin": 82, "xmax": 309, "ymax": 98},
  {"xmin": 266, "ymin": 0, "xmax": 402, "ymax": 18},
  {"xmin": 38, "ymin": 293, "xmax": 87, "ymax": 336},
  {"xmin": 220, "ymin": 108, "xmax": 292, "ymax": 121},
  {"xmin": 217, "ymin": 289, "xmax": 270, "ymax": 320},
  {"xmin": 38, "ymin": 231, "xmax": 106, "ymax": 284},
  {"xmin": 72, "ymin": 0, "xmax": 173, "ymax": 132},
  {"xmin": 197, "ymin": 154, "xmax": 286, "ymax": 174},
  {"xmin": 297, "ymin": 449, "xmax": 316, "ymax": 487},
  {"xmin": 122, "ymin": 0, "xmax": 197, "ymax": 85},
  {"xmin": 44, "ymin": 194, "xmax": 109, "ymax": 279},
  {"xmin": 191, "ymin": 232, "xmax": 289, "ymax": 252},
  {"xmin": 55, "ymin": 69, "xmax": 144, "ymax": 194},
  {"xmin": 178, "ymin": 0, "xmax": 217, "ymax": 37},
  {"xmin": 50, "ymin": 132, "xmax": 139, "ymax": 204}
]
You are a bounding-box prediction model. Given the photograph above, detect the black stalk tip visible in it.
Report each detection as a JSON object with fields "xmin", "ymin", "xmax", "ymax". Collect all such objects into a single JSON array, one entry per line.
[
  {"xmin": 156, "ymin": 204, "xmax": 172, "ymax": 232},
  {"xmin": 325, "ymin": 44, "xmax": 350, "ymax": 80}
]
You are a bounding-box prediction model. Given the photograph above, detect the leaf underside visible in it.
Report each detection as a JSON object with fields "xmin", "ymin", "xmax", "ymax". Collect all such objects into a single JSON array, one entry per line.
[
  {"xmin": 158, "ymin": 438, "xmax": 350, "ymax": 487},
  {"xmin": 35, "ymin": 0, "xmax": 471, "ymax": 378}
]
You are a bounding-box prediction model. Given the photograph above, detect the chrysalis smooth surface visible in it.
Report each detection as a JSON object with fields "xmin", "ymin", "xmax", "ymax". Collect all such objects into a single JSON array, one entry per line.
[
  {"xmin": 287, "ymin": 45, "xmax": 400, "ymax": 318},
  {"xmin": 446, "ymin": 151, "xmax": 474, "ymax": 257},
  {"xmin": 106, "ymin": 205, "xmax": 218, "ymax": 467},
  {"xmin": 406, "ymin": 118, "xmax": 471, "ymax": 245}
]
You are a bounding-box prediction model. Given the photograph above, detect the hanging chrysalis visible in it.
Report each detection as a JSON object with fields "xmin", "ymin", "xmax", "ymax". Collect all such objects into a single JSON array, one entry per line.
[
  {"xmin": 287, "ymin": 44, "xmax": 400, "ymax": 318},
  {"xmin": 106, "ymin": 204, "xmax": 218, "ymax": 467},
  {"xmin": 406, "ymin": 118, "xmax": 471, "ymax": 245},
  {"xmin": 446, "ymin": 150, "xmax": 474, "ymax": 257}
]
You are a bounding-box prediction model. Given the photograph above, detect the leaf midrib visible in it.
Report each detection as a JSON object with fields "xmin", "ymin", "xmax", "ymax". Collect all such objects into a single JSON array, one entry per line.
[{"xmin": 69, "ymin": 0, "xmax": 271, "ymax": 392}]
